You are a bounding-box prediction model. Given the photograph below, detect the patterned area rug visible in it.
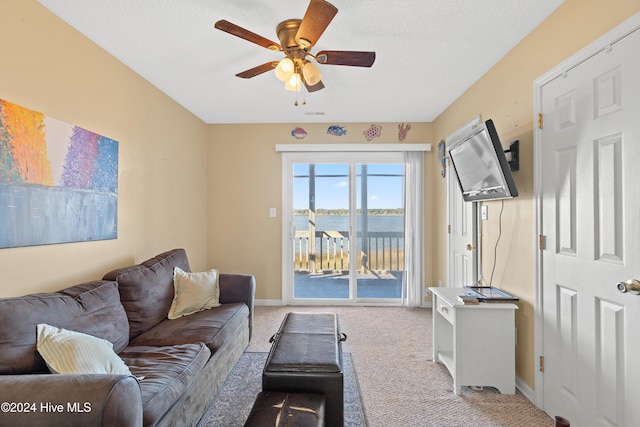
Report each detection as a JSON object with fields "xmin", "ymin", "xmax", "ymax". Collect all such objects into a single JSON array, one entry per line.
[{"xmin": 198, "ymin": 352, "xmax": 367, "ymax": 427}]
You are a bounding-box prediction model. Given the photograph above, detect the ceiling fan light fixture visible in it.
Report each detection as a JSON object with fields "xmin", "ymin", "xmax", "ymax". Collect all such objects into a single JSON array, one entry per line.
[
  {"xmin": 274, "ymin": 57, "xmax": 294, "ymax": 81},
  {"xmin": 285, "ymin": 73, "xmax": 302, "ymax": 91},
  {"xmin": 215, "ymin": 0, "xmax": 376, "ymax": 95},
  {"xmin": 302, "ymin": 61, "xmax": 322, "ymax": 86}
]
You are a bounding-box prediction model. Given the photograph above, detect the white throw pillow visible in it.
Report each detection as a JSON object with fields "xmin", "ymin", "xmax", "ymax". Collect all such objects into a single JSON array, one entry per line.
[
  {"xmin": 36, "ymin": 323, "xmax": 131, "ymax": 375},
  {"xmin": 168, "ymin": 266, "xmax": 220, "ymax": 320}
]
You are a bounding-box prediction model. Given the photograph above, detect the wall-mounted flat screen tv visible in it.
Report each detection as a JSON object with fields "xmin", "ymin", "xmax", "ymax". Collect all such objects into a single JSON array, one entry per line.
[{"xmin": 448, "ymin": 119, "xmax": 518, "ymax": 202}]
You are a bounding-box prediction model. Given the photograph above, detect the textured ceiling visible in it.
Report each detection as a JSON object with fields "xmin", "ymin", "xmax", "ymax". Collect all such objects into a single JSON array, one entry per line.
[{"xmin": 37, "ymin": 0, "xmax": 564, "ymax": 124}]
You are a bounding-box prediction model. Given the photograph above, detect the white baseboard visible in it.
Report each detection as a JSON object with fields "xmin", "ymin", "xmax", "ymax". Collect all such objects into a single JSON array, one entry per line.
[
  {"xmin": 516, "ymin": 375, "xmax": 535, "ymax": 403},
  {"xmin": 258, "ymin": 299, "xmax": 436, "ymax": 307},
  {"xmin": 255, "ymin": 299, "xmax": 283, "ymax": 306}
]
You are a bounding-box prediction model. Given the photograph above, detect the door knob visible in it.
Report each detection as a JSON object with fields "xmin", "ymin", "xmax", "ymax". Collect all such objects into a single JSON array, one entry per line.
[
  {"xmin": 466, "ymin": 244, "xmax": 476, "ymax": 251},
  {"xmin": 616, "ymin": 279, "xmax": 640, "ymax": 295}
]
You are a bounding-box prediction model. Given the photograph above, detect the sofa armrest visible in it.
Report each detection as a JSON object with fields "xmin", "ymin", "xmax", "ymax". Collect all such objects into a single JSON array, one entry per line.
[
  {"xmin": 0, "ymin": 374, "xmax": 142, "ymax": 427},
  {"xmin": 219, "ymin": 273, "xmax": 256, "ymax": 339}
]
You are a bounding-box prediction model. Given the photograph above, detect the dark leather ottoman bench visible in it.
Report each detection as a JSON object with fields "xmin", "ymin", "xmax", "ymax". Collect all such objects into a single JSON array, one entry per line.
[
  {"xmin": 262, "ymin": 312, "xmax": 346, "ymax": 427},
  {"xmin": 243, "ymin": 391, "xmax": 325, "ymax": 427}
]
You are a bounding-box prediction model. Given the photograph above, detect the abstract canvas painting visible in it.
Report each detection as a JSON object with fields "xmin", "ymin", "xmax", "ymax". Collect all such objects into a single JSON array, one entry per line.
[{"xmin": 0, "ymin": 99, "xmax": 118, "ymax": 248}]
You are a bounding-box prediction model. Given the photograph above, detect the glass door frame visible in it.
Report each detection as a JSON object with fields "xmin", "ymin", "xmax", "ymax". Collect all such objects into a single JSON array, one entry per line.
[{"xmin": 282, "ymin": 151, "xmax": 405, "ymax": 306}]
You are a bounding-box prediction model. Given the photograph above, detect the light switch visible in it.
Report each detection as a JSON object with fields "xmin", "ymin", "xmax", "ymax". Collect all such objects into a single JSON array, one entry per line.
[{"xmin": 269, "ymin": 208, "xmax": 276, "ymax": 217}]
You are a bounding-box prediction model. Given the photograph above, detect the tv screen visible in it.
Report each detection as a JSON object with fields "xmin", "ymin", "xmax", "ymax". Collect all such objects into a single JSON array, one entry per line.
[{"xmin": 448, "ymin": 119, "xmax": 518, "ymax": 202}]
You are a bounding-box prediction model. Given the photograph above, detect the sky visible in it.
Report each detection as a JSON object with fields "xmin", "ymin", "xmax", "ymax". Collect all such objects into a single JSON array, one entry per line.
[{"xmin": 293, "ymin": 163, "xmax": 404, "ymax": 210}]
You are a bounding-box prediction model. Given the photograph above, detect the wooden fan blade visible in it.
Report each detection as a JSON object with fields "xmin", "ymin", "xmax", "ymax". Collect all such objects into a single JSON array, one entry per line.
[
  {"xmin": 306, "ymin": 80, "xmax": 325, "ymax": 92},
  {"xmin": 295, "ymin": 0, "xmax": 338, "ymax": 49},
  {"xmin": 235, "ymin": 62, "xmax": 279, "ymax": 79},
  {"xmin": 316, "ymin": 50, "xmax": 376, "ymax": 67},
  {"xmin": 215, "ymin": 20, "xmax": 281, "ymax": 51},
  {"xmin": 302, "ymin": 74, "xmax": 325, "ymax": 92}
]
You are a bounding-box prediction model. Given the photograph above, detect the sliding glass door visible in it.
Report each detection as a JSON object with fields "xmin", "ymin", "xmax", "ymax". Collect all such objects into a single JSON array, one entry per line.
[
  {"xmin": 284, "ymin": 152, "xmax": 405, "ymax": 304},
  {"xmin": 355, "ymin": 164, "xmax": 404, "ymax": 299},
  {"xmin": 293, "ymin": 163, "xmax": 351, "ymax": 299}
]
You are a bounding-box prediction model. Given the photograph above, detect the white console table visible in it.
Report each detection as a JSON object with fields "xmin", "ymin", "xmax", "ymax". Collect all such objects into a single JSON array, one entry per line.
[{"xmin": 429, "ymin": 287, "xmax": 518, "ymax": 394}]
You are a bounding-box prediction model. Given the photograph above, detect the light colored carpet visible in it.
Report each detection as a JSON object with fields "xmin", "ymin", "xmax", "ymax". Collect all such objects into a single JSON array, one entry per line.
[{"xmin": 248, "ymin": 306, "xmax": 553, "ymax": 427}]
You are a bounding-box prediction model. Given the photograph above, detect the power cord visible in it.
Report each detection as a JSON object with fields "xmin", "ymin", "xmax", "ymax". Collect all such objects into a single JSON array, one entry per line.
[{"xmin": 489, "ymin": 199, "xmax": 505, "ymax": 286}]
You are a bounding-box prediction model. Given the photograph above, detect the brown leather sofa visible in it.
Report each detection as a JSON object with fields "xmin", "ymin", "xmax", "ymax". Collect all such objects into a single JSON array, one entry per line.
[{"xmin": 0, "ymin": 248, "xmax": 255, "ymax": 426}]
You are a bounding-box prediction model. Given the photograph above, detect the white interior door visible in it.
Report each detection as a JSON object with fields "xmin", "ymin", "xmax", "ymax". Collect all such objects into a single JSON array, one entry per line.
[
  {"xmin": 447, "ymin": 168, "xmax": 477, "ymax": 287},
  {"xmin": 539, "ymin": 21, "xmax": 640, "ymax": 426}
]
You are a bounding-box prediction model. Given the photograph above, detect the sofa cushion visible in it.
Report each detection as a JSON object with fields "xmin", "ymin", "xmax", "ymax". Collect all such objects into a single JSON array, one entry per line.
[
  {"xmin": 0, "ymin": 280, "xmax": 129, "ymax": 374},
  {"xmin": 103, "ymin": 248, "xmax": 191, "ymax": 340},
  {"xmin": 168, "ymin": 267, "xmax": 220, "ymax": 320},
  {"xmin": 36, "ymin": 323, "xmax": 131, "ymax": 375},
  {"xmin": 130, "ymin": 303, "xmax": 249, "ymax": 353},
  {"xmin": 120, "ymin": 343, "xmax": 210, "ymax": 427}
]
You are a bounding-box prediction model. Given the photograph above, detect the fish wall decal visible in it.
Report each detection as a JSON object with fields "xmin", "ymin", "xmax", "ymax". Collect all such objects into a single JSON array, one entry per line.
[
  {"xmin": 327, "ymin": 125, "xmax": 346, "ymax": 136},
  {"xmin": 291, "ymin": 127, "xmax": 308, "ymax": 139}
]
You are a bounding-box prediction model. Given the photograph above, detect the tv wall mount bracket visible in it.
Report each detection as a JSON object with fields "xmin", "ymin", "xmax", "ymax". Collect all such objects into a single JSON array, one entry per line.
[{"xmin": 504, "ymin": 140, "xmax": 519, "ymax": 171}]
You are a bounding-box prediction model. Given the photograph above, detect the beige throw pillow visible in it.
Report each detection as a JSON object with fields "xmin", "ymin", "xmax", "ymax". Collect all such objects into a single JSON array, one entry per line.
[
  {"xmin": 36, "ymin": 323, "xmax": 131, "ymax": 375},
  {"xmin": 168, "ymin": 266, "xmax": 220, "ymax": 320}
]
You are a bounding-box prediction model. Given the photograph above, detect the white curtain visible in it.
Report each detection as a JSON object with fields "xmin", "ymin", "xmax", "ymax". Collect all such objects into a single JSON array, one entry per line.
[{"xmin": 403, "ymin": 151, "xmax": 424, "ymax": 307}]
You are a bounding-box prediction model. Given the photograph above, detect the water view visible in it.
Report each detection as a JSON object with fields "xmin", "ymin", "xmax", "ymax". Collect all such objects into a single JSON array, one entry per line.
[{"xmin": 293, "ymin": 213, "xmax": 404, "ymax": 234}]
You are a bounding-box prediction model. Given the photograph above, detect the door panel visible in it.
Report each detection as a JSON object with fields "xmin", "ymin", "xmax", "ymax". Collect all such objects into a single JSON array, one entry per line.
[
  {"xmin": 293, "ymin": 163, "xmax": 351, "ymax": 299},
  {"xmin": 447, "ymin": 158, "xmax": 476, "ymax": 287},
  {"xmin": 540, "ymin": 25, "xmax": 640, "ymax": 426},
  {"xmin": 356, "ymin": 163, "xmax": 405, "ymax": 300}
]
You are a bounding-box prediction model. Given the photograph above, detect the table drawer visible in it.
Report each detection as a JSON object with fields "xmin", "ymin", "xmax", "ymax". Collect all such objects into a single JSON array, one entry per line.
[{"xmin": 435, "ymin": 295, "xmax": 455, "ymax": 325}]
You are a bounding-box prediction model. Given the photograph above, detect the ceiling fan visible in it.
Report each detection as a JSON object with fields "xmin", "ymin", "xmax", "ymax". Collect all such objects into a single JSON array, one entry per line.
[{"xmin": 214, "ymin": 0, "xmax": 376, "ymax": 94}]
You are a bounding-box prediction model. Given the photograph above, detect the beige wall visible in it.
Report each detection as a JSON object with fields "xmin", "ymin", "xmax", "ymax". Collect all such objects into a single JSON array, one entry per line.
[
  {"xmin": 0, "ymin": 0, "xmax": 209, "ymax": 296},
  {"xmin": 207, "ymin": 123, "xmax": 436, "ymax": 301},
  {"xmin": 432, "ymin": 0, "xmax": 640, "ymax": 390}
]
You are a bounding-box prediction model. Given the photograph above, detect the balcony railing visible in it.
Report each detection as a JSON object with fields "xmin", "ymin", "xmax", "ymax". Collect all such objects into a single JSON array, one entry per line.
[{"xmin": 294, "ymin": 230, "xmax": 404, "ymax": 274}]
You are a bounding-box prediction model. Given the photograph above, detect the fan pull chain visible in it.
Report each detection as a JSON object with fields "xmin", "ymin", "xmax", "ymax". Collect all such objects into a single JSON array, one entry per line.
[
  {"xmin": 294, "ymin": 76, "xmax": 300, "ymax": 106},
  {"xmin": 293, "ymin": 78, "xmax": 306, "ymax": 106}
]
